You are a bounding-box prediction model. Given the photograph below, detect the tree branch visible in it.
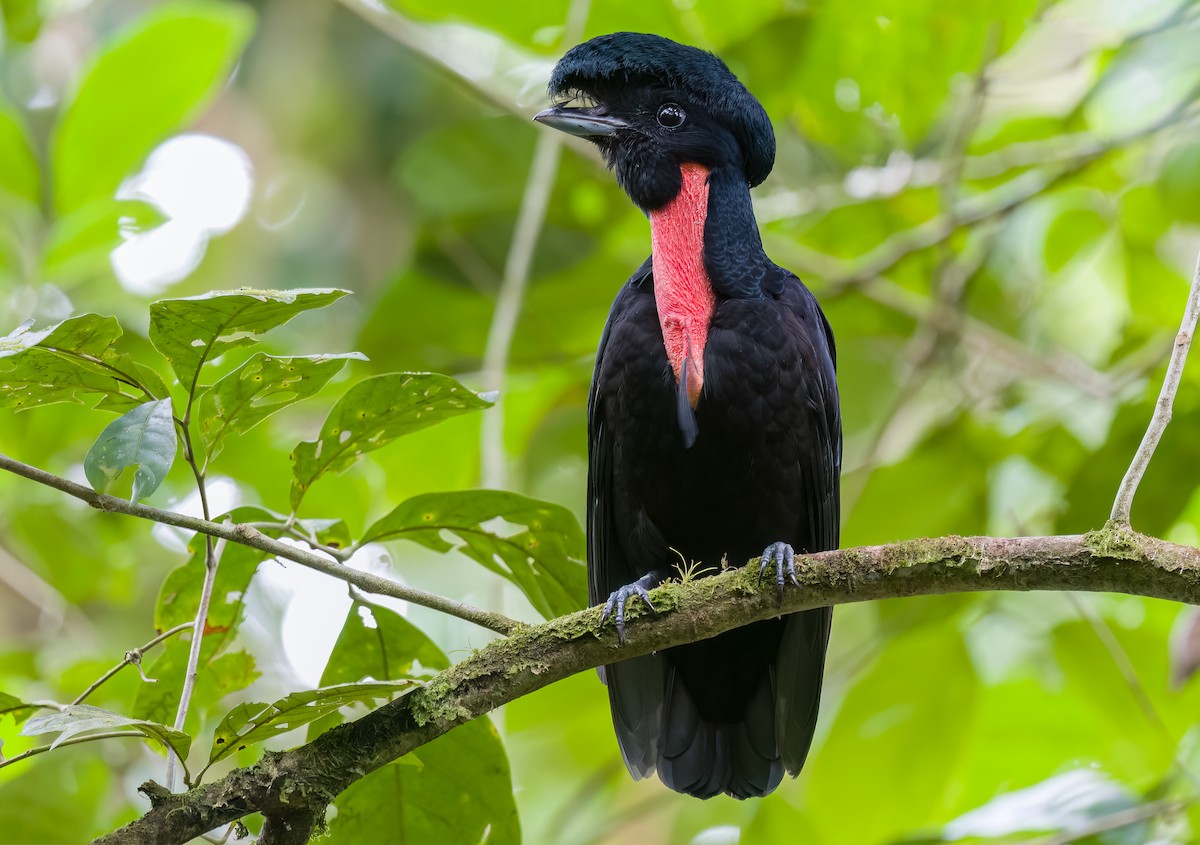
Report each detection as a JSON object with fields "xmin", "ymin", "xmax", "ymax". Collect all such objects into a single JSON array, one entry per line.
[
  {"xmin": 93, "ymin": 528, "xmax": 1200, "ymax": 845},
  {"xmin": 0, "ymin": 453, "xmax": 519, "ymax": 635}
]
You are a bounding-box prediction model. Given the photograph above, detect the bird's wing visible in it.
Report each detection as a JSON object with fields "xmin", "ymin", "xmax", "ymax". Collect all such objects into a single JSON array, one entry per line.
[
  {"xmin": 774, "ymin": 273, "xmax": 842, "ymax": 774},
  {"xmin": 588, "ymin": 258, "xmax": 666, "ymax": 779},
  {"xmin": 587, "ymin": 256, "xmax": 652, "ymax": 606}
]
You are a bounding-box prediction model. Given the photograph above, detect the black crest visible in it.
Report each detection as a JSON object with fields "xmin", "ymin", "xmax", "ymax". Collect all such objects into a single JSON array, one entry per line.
[{"xmin": 548, "ymin": 32, "xmax": 776, "ymax": 187}]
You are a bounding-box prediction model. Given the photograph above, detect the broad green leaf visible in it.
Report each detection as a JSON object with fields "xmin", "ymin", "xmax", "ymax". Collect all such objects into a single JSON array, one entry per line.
[
  {"xmin": 42, "ymin": 199, "xmax": 164, "ymax": 282},
  {"xmin": 205, "ymin": 681, "xmax": 414, "ymax": 771},
  {"xmin": 92, "ymin": 360, "xmax": 174, "ymax": 413},
  {"xmin": 289, "ymin": 372, "xmax": 494, "ymax": 510},
  {"xmin": 21, "ymin": 704, "xmax": 191, "ymax": 760},
  {"xmin": 317, "ymin": 600, "xmax": 519, "ymax": 845},
  {"xmin": 0, "ymin": 691, "xmax": 35, "ymax": 726},
  {"xmin": 305, "ymin": 598, "xmax": 444, "ymax": 743},
  {"xmin": 84, "ymin": 398, "xmax": 176, "ymax": 503},
  {"xmin": 1158, "ymin": 141, "xmax": 1200, "ymax": 224},
  {"xmin": 361, "ymin": 490, "xmax": 587, "ymax": 619},
  {"xmin": 155, "ymin": 506, "xmax": 274, "ymax": 651},
  {"xmin": 0, "ymin": 315, "xmax": 142, "ymax": 411},
  {"xmin": 148, "ymin": 288, "xmax": 349, "ymax": 393},
  {"xmin": 325, "ymin": 719, "xmax": 520, "ymax": 845},
  {"xmin": 807, "ymin": 623, "xmax": 979, "ymax": 844},
  {"xmin": 51, "ymin": 1, "xmax": 255, "ymax": 214},
  {"xmin": 1044, "ymin": 205, "xmax": 1110, "ymax": 272},
  {"xmin": 0, "ymin": 757, "xmax": 110, "ymax": 843},
  {"xmin": 0, "ymin": 313, "xmax": 121, "ymax": 359},
  {"xmin": 0, "ymin": 0, "xmax": 41, "ymax": 43},
  {"xmin": 322, "ymin": 599, "xmax": 450, "ymax": 685},
  {"xmin": 0, "ymin": 101, "xmax": 38, "ymax": 204},
  {"xmin": 133, "ymin": 640, "xmax": 257, "ymax": 731},
  {"xmin": 199, "ymin": 352, "xmax": 365, "ymax": 459}
]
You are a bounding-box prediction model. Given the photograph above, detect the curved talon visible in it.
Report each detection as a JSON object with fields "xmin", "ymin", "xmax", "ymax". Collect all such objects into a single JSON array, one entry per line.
[
  {"xmin": 601, "ymin": 580, "xmax": 657, "ymax": 644},
  {"xmin": 758, "ymin": 541, "xmax": 798, "ymax": 600}
]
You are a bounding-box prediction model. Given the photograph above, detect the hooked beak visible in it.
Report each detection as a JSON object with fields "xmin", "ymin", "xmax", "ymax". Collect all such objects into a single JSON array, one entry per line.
[{"xmin": 533, "ymin": 105, "xmax": 629, "ymax": 138}]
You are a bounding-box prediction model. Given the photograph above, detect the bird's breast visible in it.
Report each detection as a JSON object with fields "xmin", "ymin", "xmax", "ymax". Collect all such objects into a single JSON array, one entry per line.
[{"xmin": 650, "ymin": 163, "xmax": 714, "ymax": 408}]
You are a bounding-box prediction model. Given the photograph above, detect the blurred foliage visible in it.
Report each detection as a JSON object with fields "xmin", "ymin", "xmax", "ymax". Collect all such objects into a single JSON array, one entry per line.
[{"xmin": 0, "ymin": 0, "xmax": 1199, "ymax": 843}]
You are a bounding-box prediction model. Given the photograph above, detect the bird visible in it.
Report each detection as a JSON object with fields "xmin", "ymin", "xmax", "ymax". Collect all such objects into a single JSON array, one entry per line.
[{"xmin": 534, "ymin": 33, "xmax": 841, "ymax": 800}]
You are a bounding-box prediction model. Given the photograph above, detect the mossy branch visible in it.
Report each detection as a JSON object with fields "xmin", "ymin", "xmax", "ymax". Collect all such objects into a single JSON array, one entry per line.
[{"xmin": 93, "ymin": 527, "xmax": 1200, "ymax": 845}]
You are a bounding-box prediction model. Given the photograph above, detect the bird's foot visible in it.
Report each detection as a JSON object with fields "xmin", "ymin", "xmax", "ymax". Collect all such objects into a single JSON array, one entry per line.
[
  {"xmin": 757, "ymin": 541, "xmax": 797, "ymax": 602},
  {"xmin": 601, "ymin": 574, "xmax": 659, "ymax": 645}
]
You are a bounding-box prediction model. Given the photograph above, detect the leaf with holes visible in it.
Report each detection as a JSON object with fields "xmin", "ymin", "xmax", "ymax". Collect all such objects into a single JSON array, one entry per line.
[
  {"xmin": 199, "ymin": 352, "xmax": 365, "ymax": 459},
  {"xmin": 0, "ymin": 314, "xmax": 143, "ymax": 411},
  {"xmin": 204, "ymin": 681, "xmax": 414, "ymax": 773},
  {"xmin": 21, "ymin": 704, "xmax": 191, "ymax": 760},
  {"xmin": 84, "ymin": 398, "xmax": 176, "ymax": 503},
  {"xmin": 289, "ymin": 372, "xmax": 494, "ymax": 510},
  {"xmin": 148, "ymin": 288, "xmax": 349, "ymax": 395},
  {"xmin": 361, "ymin": 490, "xmax": 587, "ymax": 619}
]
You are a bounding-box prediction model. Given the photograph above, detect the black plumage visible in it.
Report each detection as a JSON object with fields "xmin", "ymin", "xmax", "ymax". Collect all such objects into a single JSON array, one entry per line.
[{"xmin": 535, "ymin": 33, "xmax": 841, "ymax": 800}]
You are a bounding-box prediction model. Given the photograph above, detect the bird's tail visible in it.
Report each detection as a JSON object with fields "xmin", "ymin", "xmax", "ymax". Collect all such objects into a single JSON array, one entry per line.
[{"xmin": 658, "ymin": 665, "xmax": 784, "ymax": 799}]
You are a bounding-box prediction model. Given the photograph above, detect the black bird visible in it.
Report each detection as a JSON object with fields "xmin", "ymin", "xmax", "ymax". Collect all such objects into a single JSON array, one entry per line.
[{"xmin": 535, "ymin": 33, "xmax": 841, "ymax": 800}]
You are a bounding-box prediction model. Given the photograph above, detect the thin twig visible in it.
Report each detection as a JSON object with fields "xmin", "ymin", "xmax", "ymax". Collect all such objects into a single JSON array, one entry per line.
[
  {"xmin": 0, "ymin": 453, "xmax": 519, "ymax": 635},
  {"xmin": 798, "ymin": 86, "xmax": 1200, "ymax": 296},
  {"xmin": 72, "ymin": 622, "xmax": 193, "ymax": 706},
  {"xmin": 0, "ymin": 731, "xmax": 146, "ymax": 771},
  {"xmin": 479, "ymin": 0, "xmax": 590, "ymax": 489},
  {"xmin": 1111, "ymin": 250, "xmax": 1200, "ymax": 526},
  {"xmin": 166, "ymin": 526, "xmax": 228, "ymax": 791}
]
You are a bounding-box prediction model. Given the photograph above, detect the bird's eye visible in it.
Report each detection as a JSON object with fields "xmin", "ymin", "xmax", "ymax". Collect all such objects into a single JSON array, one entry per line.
[{"xmin": 657, "ymin": 104, "xmax": 686, "ymax": 129}]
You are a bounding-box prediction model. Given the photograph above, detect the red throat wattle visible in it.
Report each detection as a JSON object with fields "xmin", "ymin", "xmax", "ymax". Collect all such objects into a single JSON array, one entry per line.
[{"xmin": 649, "ymin": 163, "xmax": 714, "ymax": 408}]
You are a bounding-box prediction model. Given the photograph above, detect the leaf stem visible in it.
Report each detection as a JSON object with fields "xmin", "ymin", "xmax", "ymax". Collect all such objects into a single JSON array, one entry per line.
[
  {"xmin": 0, "ymin": 730, "xmax": 146, "ymax": 771},
  {"xmin": 72, "ymin": 622, "xmax": 194, "ymax": 706}
]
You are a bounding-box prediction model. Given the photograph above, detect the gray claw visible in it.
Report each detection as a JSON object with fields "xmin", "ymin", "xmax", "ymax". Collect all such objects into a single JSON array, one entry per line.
[
  {"xmin": 758, "ymin": 541, "xmax": 798, "ymax": 600},
  {"xmin": 601, "ymin": 579, "xmax": 657, "ymax": 644}
]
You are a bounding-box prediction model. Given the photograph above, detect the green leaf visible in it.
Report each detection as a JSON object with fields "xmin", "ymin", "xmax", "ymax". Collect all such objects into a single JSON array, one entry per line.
[
  {"xmin": 0, "ymin": 101, "xmax": 39, "ymax": 204},
  {"xmin": 0, "ymin": 314, "xmax": 141, "ymax": 411},
  {"xmin": 1044, "ymin": 205, "xmax": 1110, "ymax": 272},
  {"xmin": 0, "ymin": 757, "xmax": 110, "ymax": 843},
  {"xmin": 807, "ymin": 623, "xmax": 979, "ymax": 844},
  {"xmin": 155, "ymin": 507, "xmax": 273, "ymax": 649},
  {"xmin": 148, "ymin": 288, "xmax": 349, "ymax": 394},
  {"xmin": 0, "ymin": 0, "xmax": 42, "ymax": 43},
  {"xmin": 1158, "ymin": 141, "xmax": 1200, "ymax": 224},
  {"xmin": 199, "ymin": 352, "xmax": 365, "ymax": 460},
  {"xmin": 51, "ymin": 0, "xmax": 255, "ymax": 214},
  {"xmin": 0, "ymin": 691, "xmax": 35, "ymax": 726},
  {"xmin": 133, "ymin": 640, "xmax": 257, "ymax": 731},
  {"xmin": 204, "ymin": 681, "xmax": 414, "ymax": 771},
  {"xmin": 289, "ymin": 372, "xmax": 494, "ymax": 510},
  {"xmin": 21, "ymin": 703, "xmax": 191, "ymax": 760},
  {"xmin": 325, "ymin": 719, "xmax": 520, "ymax": 845},
  {"xmin": 325, "ymin": 600, "xmax": 450, "ymax": 683},
  {"xmin": 84, "ymin": 398, "xmax": 176, "ymax": 503},
  {"xmin": 317, "ymin": 600, "xmax": 519, "ymax": 845},
  {"xmin": 42, "ymin": 198, "xmax": 164, "ymax": 282},
  {"xmin": 361, "ymin": 490, "xmax": 587, "ymax": 620}
]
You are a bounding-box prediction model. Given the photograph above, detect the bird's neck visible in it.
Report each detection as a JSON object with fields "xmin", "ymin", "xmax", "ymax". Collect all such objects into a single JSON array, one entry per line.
[
  {"xmin": 649, "ymin": 163, "xmax": 714, "ymax": 407},
  {"xmin": 648, "ymin": 164, "xmax": 768, "ymax": 407}
]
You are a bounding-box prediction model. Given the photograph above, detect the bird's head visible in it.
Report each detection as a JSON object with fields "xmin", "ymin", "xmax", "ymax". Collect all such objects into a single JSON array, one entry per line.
[{"xmin": 534, "ymin": 32, "xmax": 775, "ymax": 211}]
